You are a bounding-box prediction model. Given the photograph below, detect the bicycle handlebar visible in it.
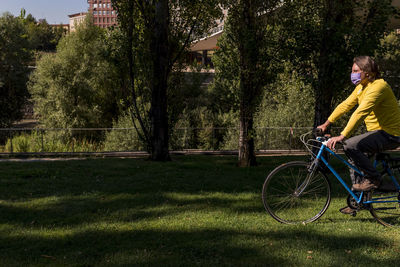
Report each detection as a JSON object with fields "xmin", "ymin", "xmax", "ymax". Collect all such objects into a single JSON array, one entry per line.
[{"xmin": 313, "ymin": 128, "xmax": 324, "ymax": 137}]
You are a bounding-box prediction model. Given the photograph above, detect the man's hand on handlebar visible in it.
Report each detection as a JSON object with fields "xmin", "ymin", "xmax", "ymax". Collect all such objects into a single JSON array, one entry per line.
[
  {"xmin": 317, "ymin": 120, "xmax": 331, "ymax": 134},
  {"xmin": 316, "ymin": 120, "xmax": 344, "ymax": 150},
  {"xmin": 326, "ymin": 134, "xmax": 345, "ymax": 150}
]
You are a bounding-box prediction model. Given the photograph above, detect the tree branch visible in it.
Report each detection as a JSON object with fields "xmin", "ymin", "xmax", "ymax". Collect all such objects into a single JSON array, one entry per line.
[{"xmin": 169, "ymin": 11, "xmax": 201, "ymax": 70}]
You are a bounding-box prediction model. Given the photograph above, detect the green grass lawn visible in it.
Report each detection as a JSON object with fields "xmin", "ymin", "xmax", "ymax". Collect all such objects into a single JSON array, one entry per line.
[{"xmin": 0, "ymin": 155, "xmax": 399, "ymax": 266}]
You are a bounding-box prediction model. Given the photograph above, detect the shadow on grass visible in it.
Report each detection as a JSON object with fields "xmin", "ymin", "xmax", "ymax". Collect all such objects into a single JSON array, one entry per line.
[
  {"xmin": 0, "ymin": 156, "xmax": 394, "ymax": 265},
  {"xmin": 0, "ymin": 225, "xmax": 398, "ymax": 266},
  {"xmin": 0, "ymin": 191, "xmax": 265, "ymax": 228}
]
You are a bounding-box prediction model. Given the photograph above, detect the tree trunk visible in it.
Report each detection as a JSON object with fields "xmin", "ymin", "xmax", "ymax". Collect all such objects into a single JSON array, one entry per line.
[
  {"xmin": 238, "ymin": 104, "xmax": 257, "ymax": 167},
  {"xmin": 313, "ymin": 0, "xmax": 336, "ymax": 128},
  {"xmin": 237, "ymin": 0, "xmax": 258, "ymax": 167},
  {"xmin": 150, "ymin": 0, "xmax": 170, "ymax": 161}
]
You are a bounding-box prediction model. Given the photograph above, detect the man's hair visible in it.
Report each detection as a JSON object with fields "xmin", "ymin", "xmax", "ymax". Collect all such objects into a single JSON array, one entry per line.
[{"xmin": 353, "ymin": 56, "xmax": 380, "ymax": 81}]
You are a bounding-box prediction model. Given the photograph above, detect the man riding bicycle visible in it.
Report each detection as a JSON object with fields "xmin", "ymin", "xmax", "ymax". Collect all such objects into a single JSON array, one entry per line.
[{"xmin": 317, "ymin": 56, "xmax": 400, "ymax": 214}]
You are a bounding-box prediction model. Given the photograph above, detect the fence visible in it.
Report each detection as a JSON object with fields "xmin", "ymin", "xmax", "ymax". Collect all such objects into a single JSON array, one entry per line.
[{"xmin": 0, "ymin": 126, "xmax": 338, "ymax": 154}]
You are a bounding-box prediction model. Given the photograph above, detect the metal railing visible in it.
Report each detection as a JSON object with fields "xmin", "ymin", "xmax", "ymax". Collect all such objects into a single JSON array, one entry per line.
[{"xmin": 0, "ymin": 126, "xmax": 348, "ymax": 155}]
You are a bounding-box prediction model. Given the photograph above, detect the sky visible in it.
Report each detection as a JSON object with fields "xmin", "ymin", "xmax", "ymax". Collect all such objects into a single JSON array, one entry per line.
[{"xmin": 0, "ymin": 0, "xmax": 88, "ymax": 24}]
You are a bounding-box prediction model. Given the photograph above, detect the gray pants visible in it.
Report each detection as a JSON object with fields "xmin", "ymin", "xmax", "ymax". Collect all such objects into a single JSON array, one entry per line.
[{"xmin": 343, "ymin": 130, "xmax": 400, "ymax": 184}]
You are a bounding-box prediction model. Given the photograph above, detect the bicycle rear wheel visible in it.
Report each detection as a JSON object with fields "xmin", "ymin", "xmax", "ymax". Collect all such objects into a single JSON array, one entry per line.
[
  {"xmin": 262, "ymin": 161, "xmax": 331, "ymax": 225},
  {"xmin": 369, "ymin": 190, "xmax": 400, "ymax": 227}
]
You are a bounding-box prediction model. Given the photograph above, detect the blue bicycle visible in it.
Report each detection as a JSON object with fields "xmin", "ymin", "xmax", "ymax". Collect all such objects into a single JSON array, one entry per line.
[{"xmin": 262, "ymin": 130, "xmax": 400, "ymax": 227}]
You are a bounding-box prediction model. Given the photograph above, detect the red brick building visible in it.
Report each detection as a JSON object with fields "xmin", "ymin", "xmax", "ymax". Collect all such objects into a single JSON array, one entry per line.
[{"xmin": 87, "ymin": 0, "xmax": 117, "ymax": 28}]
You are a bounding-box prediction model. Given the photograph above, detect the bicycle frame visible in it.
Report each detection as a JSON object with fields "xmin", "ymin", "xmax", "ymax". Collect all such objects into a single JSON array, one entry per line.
[{"xmin": 314, "ymin": 142, "xmax": 400, "ymax": 205}]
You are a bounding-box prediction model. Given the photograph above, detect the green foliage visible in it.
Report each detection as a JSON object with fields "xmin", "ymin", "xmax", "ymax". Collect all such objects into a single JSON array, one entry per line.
[
  {"xmin": 20, "ymin": 9, "xmax": 66, "ymax": 52},
  {"xmin": 219, "ymin": 64, "xmax": 315, "ymax": 150},
  {"xmin": 0, "ymin": 12, "xmax": 32, "ymax": 128},
  {"xmin": 5, "ymin": 133, "xmax": 30, "ymax": 152},
  {"xmin": 277, "ymin": 0, "xmax": 397, "ymax": 125},
  {"xmin": 375, "ymin": 30, "xmax": 400, "ymax": 98},
  {"xmin": 103, "ymin": 110, "xmax": 146, "ymax": 151},
  {"xmin": 172, "ymin": 107, "xmax": 237, "ymax": 150},
  {"xmin": 28, "ymin": 16, "xmax": 122, "ymax": 138},
  {"xmin": 102, "ymin": 28, "xmax": 131, "ymax": 111},
  {"xmin": 3, "ymin": 131, "xmax": 100, "ymax": 153},
  {"xmin": 216, "ymin": 1, "xmax": 281, "ymax": 113},
  {"xmin": 256, "ymin": 64, "xmax": 315, "ymax": 128},
  {"xmin": 169, "ymin": 70, "xmax": 213, "ymax": 148},
  {"xmin": 0, "ymin": 10, "xmax": 65, "ymax": 131},
  {"xmin": 254, "ymin": 65, "xmax": 315, "ymax": 149},
  {"xmin": 169, "ymin": 68, "xmax": 239, "ymax": 151},
  {"xmin": 111, "ymin": 0, "xmax": 223, "ymax": 158},
  {"xmin": 210, "ymin": 26, "xmax": 240, "ymax": 113},
  {"xmin": 213, "ymin": 0, "xmax": 284, "ymax": 166}
]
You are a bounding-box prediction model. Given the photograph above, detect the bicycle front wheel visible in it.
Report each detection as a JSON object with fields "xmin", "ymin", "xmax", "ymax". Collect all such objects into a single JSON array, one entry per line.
[
  {"xmin": 262, "ymin": 161, "xmax": 331, "ymax": 224},
  {"xmin": 369, "ymin": 190, "xmax": 400, "ymax": 227}
]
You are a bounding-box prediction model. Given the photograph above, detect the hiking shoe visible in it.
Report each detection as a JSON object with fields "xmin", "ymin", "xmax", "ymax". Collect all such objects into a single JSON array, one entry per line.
[
  {"xmin": 339, "ymin": 206, "xmax": 357, "ymax": 215},
  {"xmin": 352, "ymin": 179, "xmax": 380, "ymax": 191}
]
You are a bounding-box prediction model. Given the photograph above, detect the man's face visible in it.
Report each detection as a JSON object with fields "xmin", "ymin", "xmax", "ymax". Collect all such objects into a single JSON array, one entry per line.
[{"xmin": 352, "ymin": 63, "xmax": 366, "ymax": 81}]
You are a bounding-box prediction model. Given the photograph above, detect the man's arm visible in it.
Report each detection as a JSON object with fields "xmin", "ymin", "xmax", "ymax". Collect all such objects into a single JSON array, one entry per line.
[
  {"xmin": 327, "ymin": 86, "xmax": 359, "ymax": 124},
  {"xmin": 340, "ymin": 84, "xmax": 385, "ymax": 137},
  {"xmin": 317, "ymin": 87, "xmax": 359, "ymax": 133}
]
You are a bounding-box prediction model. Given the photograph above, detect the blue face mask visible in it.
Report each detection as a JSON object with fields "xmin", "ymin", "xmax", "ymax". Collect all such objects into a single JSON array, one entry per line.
[{"xmin": 351, "ymin": 73, "xmax": 361, "ymax": 85}]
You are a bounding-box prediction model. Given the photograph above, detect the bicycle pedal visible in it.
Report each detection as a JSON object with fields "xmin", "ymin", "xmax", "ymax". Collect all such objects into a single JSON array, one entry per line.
[{"xmin": 351, "ymin": 211, "xmax": 357, "ymax": 217}]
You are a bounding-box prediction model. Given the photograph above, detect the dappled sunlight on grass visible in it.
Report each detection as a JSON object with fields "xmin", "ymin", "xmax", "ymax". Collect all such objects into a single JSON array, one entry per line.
[{"xmin": 0, "ymin": 156, "xmax": 399, "ymax": 265}]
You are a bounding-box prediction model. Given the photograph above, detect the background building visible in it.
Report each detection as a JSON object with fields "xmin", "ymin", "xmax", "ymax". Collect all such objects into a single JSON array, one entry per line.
[
  {"xmin": 50, "ymin": 24, "xmax": 70, "ymax": 33},
  {"xmin": 189, "ymin": 9, "xmax": 228, "ymax": 68},
  {"xmin": 87, "ymin": 0, "xmax": 117, "ymax": 28},
  {"xmin": 68, "ymin": 12, "xmax": 87, "ymax": 32}
]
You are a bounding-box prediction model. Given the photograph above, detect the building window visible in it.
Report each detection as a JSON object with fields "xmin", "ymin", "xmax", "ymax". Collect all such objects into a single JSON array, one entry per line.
[
  {"xmin": 107, "ymin": 11, "xmax": 110, "ymax": 15},
  {"xmin": 93, "ymin": 11, "xmax": 97, "ymax": 15},
  {"xmin": 94, "ymin": 4, "xmax": 97, "ymax": 8},
  {"xmin": 107, "ymin": 3, "xmax": 110, "ymax": 8}
]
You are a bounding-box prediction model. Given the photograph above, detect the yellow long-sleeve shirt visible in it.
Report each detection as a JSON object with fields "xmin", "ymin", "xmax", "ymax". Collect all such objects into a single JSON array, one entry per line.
[{"xmin": 328, "ymin": 79, "xmax": 400, "ymax": 137}]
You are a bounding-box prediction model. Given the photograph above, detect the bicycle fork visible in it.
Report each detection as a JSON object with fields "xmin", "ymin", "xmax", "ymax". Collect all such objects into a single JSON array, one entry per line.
[{"xmin": 294, "ymin": 158, "xmax": 320, "ymax": 197}]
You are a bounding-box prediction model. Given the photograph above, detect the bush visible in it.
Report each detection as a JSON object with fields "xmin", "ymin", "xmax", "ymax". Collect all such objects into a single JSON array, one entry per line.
[
  {"xmin": 3, "ymin": 130, "xmax": 101, "ymax": 153},
  {"xmin": 28, "ymin": 15, "xmax": 122, "ymax": 139},
  {"xmin": 0, "ymin": 13, "xmax": 32, "ymax": 128},
  {"xmin": 219, "ymin": 64, "xmax": 315, "ymax": 150},
  {"xmin": 103, "ymin": 112, "xmax": 146, "ymax": 152}
]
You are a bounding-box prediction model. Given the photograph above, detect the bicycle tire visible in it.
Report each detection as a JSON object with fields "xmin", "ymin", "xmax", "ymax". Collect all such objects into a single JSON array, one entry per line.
[
  {"xmin": 262, "ymin": 161, "xmax": 331, "ymax": 225},
  {"xmin": 369, "ymin": 190, "xmax": 400, "ymax": 227}
]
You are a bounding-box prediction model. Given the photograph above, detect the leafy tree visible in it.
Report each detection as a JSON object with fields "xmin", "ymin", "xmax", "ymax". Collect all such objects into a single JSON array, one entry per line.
[
  {"xmin": 20, "ymin": 9, "xmax": 66, "ymax": 51},
  {"xmin": 254, "ymin": 63, "xmax": 315, "ymax": 150},
  {"xmin": 103, "ymin": 109, "xmax": 146, "ymax": 151},
  {"xmin": 0, "ymin": 12, "xmax": 32, "ymax": 128},
  {"xmin": 277, "ymin": 0, "xmax": 398, "ymax": 127},
  {"xmin": 213, "ymin": 0, "xmax": 281, "ymax": 166},
  {"xmin": 256, "ymin": 63, "xmax": 315, "ymax": 129},
  {"xmin": 209, "ymin": 29, "xmax": 240, "ymax": 115},
  {"xmin": 28, "ymin": 16, "xmax": 122, "ymax": 138},
  {"xmin": 111, "ymin": 0, "xmax": 223, "ymax": 160},
  {"xmin": 375, "ymin": 30, "xmax": 400, "ymax": 98},
  {"xmin": 170, "ymin": 70, "xmax": 227, "ymax": 150},
  {"xmin": 33, "ymin": 19, "xmax": 62, "ymax": 51}
]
